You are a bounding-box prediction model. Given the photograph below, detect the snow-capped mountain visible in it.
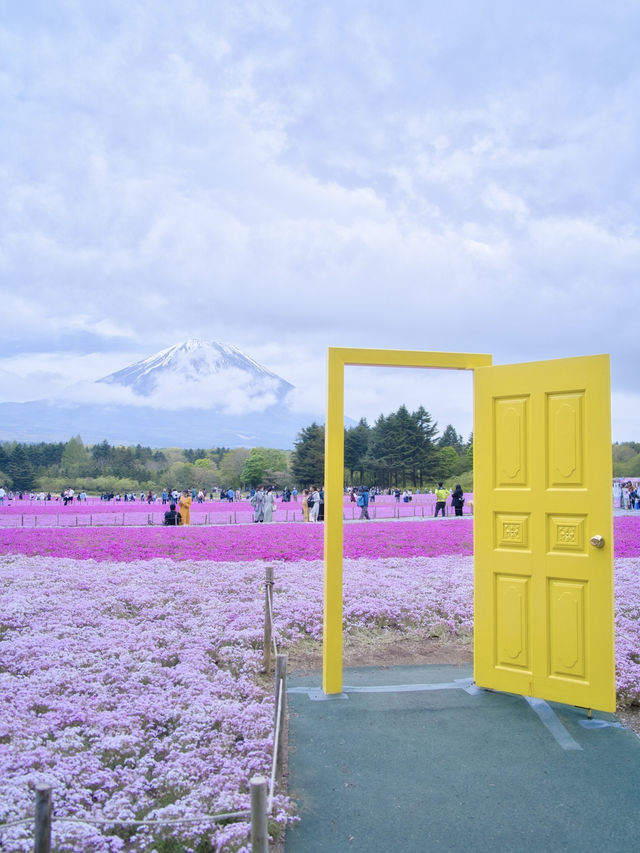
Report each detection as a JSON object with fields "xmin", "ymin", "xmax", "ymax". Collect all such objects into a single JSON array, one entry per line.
[
  {"xmin": 0, "ymin": 340, "xmax": 313, "ymax": 448},
  {"xmin": 100, "ymin": 339, "xmax": 293, "ymax": 399}
]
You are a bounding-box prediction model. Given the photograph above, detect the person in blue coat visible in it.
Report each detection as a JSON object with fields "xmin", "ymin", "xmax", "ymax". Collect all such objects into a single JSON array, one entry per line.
[{"xmin": 357, "ymin": 486, "xmax": 370, "ymax": 520}]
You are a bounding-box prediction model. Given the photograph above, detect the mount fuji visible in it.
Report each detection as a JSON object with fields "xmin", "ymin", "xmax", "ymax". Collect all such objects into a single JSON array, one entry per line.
[
  {"xmin": 0, "ymin": 340, "xmax": 318, "ymax": 449},
  {"xmin": 99, "ymin": 339, "xmax": 294, "ymax": 401}
]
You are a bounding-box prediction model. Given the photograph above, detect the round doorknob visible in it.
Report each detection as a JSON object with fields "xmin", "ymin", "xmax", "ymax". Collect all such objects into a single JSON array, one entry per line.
[{"xmin": 590, "ymin": 535, "xmax": 605, "ymax": 548}]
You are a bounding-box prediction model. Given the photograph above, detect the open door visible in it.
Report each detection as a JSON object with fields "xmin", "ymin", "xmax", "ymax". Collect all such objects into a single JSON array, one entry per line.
[{"xmin": 474, "ymin": 355, "xmax": 615, "ymax": 712}]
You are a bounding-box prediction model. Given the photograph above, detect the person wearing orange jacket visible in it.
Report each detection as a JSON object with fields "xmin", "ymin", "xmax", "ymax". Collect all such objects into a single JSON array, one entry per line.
[{"xmin": 178, "ymin": 490, "xmax": 192, "ymax": 525}]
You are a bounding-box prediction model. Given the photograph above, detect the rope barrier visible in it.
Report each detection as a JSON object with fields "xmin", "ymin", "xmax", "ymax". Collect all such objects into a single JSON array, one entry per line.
[
  {"xmin": 0, "ymin": 817, "xmax": 33, "ymax": 829},
  {"xmin": 53, "ymin": 810, "xmax": 252, "ymax": 827},
  {"xmin": 266, "ymin": 587, "xmax": 279, "ymax": 659},
  {"xmin": 268, "ymin": 676, "xmax": 285, "ymax": 813},
  {"xmin": 616, "ymin": 629, "xmax": 640, "ymax": 646},
  {"xmin": 0, "ymin": 810, "xmax": 253, "ymax": 833}
]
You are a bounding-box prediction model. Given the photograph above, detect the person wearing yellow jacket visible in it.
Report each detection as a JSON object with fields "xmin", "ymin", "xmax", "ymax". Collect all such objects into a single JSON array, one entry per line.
[
  {"xmin": 178, "ymin": 490, "xmax": 192, "ymax": 525},
  {"xmin": 434, "ymin": 482, "xmax": 448, "ymax": 517}
]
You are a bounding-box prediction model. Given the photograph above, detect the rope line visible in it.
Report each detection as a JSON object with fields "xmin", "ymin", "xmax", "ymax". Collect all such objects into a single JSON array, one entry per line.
[
  {"xmin": 0, "ymin": 811, "xmax": 252, "ymax": 833},
  {"xmin": 616, "ymin": 629, "xmax": 640, "ymax": 646},
  {"xmin": 266, "ymin": 583, "xmax": 279, "ymax": 658},
  {"xmin": 0, "ymin": 817, "xmax": 33, "ymax": 829},
  {"xmin": 268, "ymin": 676, "xmax": 284, "ymax": 813},
  {"xmin": 53, "ymin": 810, "xmax": 251, "ymax": 827}
]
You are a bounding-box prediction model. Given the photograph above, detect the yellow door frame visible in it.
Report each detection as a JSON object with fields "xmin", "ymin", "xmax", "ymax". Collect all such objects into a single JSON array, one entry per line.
[{"xmin": 323, "ymin": 347, "xmax": 492, "ymax": 695}]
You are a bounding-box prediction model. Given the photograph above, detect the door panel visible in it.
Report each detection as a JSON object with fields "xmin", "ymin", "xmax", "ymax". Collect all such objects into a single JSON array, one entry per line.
[{"xmin": 474, "ymin": 355, "xmax": 615, "ymax": 712}]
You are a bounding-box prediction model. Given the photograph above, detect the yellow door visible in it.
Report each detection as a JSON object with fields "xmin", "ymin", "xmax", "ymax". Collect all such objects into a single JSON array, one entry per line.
[{"xmin": 474, "ymin": 355, "xmax": 615, "ymax": 712}]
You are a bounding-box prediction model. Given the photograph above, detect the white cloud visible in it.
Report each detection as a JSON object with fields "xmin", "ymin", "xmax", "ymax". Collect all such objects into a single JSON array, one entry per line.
[
  {"xmin": 612, "ymin": 391, "xmax": 640, "ymax": 443},
  {"xmin": 0, "ymin": 1, "xmax": 638, "ymax": 441},
  {"xmin": 53, "ymin": 371, "xmax": 282, "ymax": 414}
]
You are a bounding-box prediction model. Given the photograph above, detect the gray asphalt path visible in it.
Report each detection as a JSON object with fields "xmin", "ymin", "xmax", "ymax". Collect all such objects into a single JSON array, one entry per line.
[{"xmin": 285, "ymin": 664, "xmax": 640, "ymax": 852}]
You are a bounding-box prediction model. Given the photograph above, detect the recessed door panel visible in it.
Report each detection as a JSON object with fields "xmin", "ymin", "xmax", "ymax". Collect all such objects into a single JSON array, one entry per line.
[
  {"xmin": 494, "ymin": 397, "xmax": 529, "ymax": 488},
  {"xmin": 495, "ymin": 575, "xmax": 531, "ymax": 671},
  {"xmin": 548, "ymin": 392, "xmax": 585, "ymax": 488},
  {"xmin": 548, "ymin": 580, "xmax": 587, "ymax": 681}
]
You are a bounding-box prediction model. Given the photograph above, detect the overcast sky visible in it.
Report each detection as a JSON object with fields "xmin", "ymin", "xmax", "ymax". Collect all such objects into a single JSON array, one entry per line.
[{"xmin": 1, "ymin": 0, "xmax": 639, "ymax": 442}]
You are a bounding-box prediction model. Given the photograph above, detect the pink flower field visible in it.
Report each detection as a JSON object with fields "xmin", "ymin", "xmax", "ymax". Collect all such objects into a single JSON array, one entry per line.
[
  {"xmin": 0, "ymin": 518, "xmax": 475, "ymax": 562},
  {"xmin": 0, "ymin": 515, "xmax": 639, "ymax": 851},
  {"xmin": 0, "ymin": 515, "xmax": 638, "ymax": 562}
]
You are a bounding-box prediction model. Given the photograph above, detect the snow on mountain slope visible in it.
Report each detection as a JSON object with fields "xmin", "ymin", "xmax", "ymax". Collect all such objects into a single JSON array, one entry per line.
[
  {"xmin": 0, "ymin": 340, "xmax": 316, "ymax": 447},
  {"xmin": 100, "ymin": 339, "xmax": 293, "ymax": 399}
]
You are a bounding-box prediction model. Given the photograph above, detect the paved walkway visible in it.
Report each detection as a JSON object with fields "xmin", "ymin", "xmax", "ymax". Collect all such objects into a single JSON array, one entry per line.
[{"xmin": 285, "ymin": 664, "xmax": 640, "ymax": 852}]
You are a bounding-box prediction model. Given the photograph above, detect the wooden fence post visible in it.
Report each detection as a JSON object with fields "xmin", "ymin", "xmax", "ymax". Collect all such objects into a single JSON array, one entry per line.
[
  {"xmin": 34, "ymin": 784, "xmax": 52, "ymax": 853},
  {"xmin": 250, "ymin": 775, "xmax": 268, "ymax": 853},
  {"xmin": 263, "ymin": 567, "xmax": 274, "ymax": 673}
]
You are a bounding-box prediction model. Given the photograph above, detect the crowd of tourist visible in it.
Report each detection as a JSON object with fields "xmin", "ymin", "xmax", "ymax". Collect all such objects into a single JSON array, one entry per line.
[
  {"xmin": 615, "ymin": 481, "xmax": 640, "ymax": 510},
  {"xmin": 3, "ymin": 483, "xmax": 637, "ymax": 521}
]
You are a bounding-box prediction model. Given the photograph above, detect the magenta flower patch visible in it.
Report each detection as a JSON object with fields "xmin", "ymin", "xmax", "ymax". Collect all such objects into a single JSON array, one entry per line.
[{"xmin": 0, "ymin": 516, "xmax": 637, "ymax": 562}]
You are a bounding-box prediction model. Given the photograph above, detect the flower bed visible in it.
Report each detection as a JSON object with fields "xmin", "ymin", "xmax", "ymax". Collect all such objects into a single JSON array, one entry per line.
[
  {"xmin": 1, "ymin": 516, "xmax": 638, "ymax": 562},
  {"xmin": 1, "ymin": 515, "xmax": 638, "ymax": 851}
]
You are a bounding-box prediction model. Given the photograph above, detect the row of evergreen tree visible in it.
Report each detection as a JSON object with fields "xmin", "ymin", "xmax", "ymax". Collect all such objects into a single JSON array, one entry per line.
[
  {"xmin": 291, "ymin": 408, "xmax": 472, "ymax": 488},
  {"xmin": 0, "ymin": 405, "xmax": 473, "ymax": 493}
]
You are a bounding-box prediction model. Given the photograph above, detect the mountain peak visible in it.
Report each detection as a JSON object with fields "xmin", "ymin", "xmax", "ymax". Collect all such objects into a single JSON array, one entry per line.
[{"xmin": 100, "ymin": 339, "xmax": 293, "ymax": 399}]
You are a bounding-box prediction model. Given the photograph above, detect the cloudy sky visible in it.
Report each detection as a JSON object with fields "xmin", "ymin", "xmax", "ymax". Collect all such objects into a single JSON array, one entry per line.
[{"xmin": 1, "ymin": 0, "xmax": 639, "ymax": 442}]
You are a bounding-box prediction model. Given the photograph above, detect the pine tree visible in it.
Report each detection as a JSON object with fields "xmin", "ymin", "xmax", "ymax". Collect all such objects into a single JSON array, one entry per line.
[
  {"xmin": 9, "ymin": 444, "xmax": 36, "ymax": 492},
  {"xmin": 291, "ymin": 423, "xmax": 325, "ymax": 486},
  {"xmin": 413, "ymin": 406, "xmax": 439, "ymax": 484},
  {"xmin": 365, "ymin": 413, "xmax": 395, "ymax": 487},
  {"xmin": 438, "ymin": 424, "xmax": 464, "ymax": 452},
  {"xmin": 344, "ymin": 418, "xmax": 370, "ymax": 483},
  {"xmin": 0, "ymin": 444, "xmax": 10, "ymax": 474}
]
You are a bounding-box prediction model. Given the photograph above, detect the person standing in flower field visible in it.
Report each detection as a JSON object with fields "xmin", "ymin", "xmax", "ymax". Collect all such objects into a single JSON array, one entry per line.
[
  {"xmin": 434, "ymin": 482, "xmax": 448, "ymax": 517},
  {"xmin": 308, "ymin": 486, "xmax": 319, "ymax": 522},
  {"xmin": 179, "ymin": 490, "xmax": 192, "ymax": 525},
  {"xmin": 251, "ymin": 485, "xmax": 266, "ymax": 522},
  {"xmin": 263, "ymin": 487, "xmax": 276, "ymax": 522},
  {"xmin": 301, "ymin": 489, "xmax": 310, "ymax": 521},
  {"xmin": 451, "ymin": 484, "xmax": 465, "ymax": 517},
  {"xmin": 357, "ymin": 486, "xmax": 370, "ymax": 520}
]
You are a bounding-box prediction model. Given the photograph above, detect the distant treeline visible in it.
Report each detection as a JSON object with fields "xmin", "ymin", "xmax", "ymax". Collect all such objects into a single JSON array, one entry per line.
[
  {"xmin": 1, "ymin": 416, "xmax": 635, "ymax": 494},
  {"xmin": 0, "ymin": 405, "xmax": 473, "ymax": 493},
  {"xmin": 613, "ymin": 442, "xmax": 640, "ymax": 478}
]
